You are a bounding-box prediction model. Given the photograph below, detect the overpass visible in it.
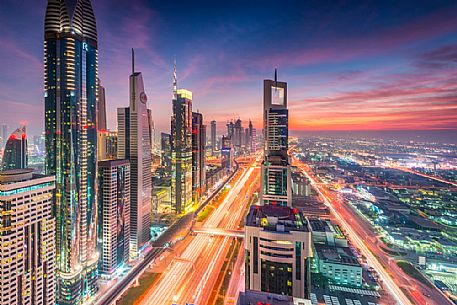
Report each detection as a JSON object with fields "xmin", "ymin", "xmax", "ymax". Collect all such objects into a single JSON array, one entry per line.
[{"xmin": 192, "ymin": 227, "xmax": 244, "ymax": 238}]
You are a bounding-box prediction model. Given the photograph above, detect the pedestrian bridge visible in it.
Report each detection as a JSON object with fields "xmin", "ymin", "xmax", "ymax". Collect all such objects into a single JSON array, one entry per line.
[{"xmin": 192, "ymin": 228, "xmax": 244, "ymax": 238}]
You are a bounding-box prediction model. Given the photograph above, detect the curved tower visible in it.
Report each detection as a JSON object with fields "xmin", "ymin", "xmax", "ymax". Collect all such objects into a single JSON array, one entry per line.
[
  {"xmin": 44, "ymin": 1, "xmax": 99, "ymax": 304},
  {"xmin": 1, "ymin": 126, "xmax": 27, "ymax": 170}
]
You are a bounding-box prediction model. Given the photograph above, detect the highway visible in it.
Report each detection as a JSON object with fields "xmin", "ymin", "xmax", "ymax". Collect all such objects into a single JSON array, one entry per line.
[
  {"xmin": 293, "ymin": 156, "xmax": 454, "ymax": 305},
  {"xmin": 95, "ymin": 159, "xmax": 241, "ymax": 305},
  {"xmin": 137, "ymin": 153, "xmax": 262, "ymax": 305}
]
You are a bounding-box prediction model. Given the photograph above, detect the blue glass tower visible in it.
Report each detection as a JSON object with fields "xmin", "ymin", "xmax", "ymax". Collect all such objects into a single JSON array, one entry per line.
[
  {"xmin": 1, "ymin": 126, "xmax": 27, "ymax": 171},
  {"xmin": 44, "ymin": 1, "xmax": 99, "ymax": 304}
]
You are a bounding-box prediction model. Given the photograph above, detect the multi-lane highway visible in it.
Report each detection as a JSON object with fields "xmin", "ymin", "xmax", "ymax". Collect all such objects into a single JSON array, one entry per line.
[
  {"xmin": 137, "ymin": 153, "xmax": 261, "ymax": 305},
  {"xmin": 293, "ymin": 156, "xmax": 453, "ymax": 305}
]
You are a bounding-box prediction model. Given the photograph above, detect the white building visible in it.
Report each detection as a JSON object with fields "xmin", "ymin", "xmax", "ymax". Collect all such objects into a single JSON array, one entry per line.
[
  {"xmin": 245, "ymin": 205, "xmax": 313, "ymax": 298},
  {"xmin": 0, "ymin": 169, "xmax": 56, "ymax": 305}
]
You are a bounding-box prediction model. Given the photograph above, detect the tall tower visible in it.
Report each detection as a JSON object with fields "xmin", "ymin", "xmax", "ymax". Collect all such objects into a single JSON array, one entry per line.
[
  {"xmin": 210, "ymin": 120, "xmax": 217, "ymax": 154},
  {"xmin": 1, "ymin": 125, "xmax": 27, "ymax": 170},
  {"xmin": 117, "ymin": 49, "xmax": 153, "ymax": 258},
  {"xmin": 44, "ymin": 1, "xmax": 99, "ymax": 303},
  {"xmin": 192, "ymin": 112, "xmax": 206, "ymax": 203},
  {"xmin": 260, "ymin": 70, "xmax": 292, "ymax": 206}
]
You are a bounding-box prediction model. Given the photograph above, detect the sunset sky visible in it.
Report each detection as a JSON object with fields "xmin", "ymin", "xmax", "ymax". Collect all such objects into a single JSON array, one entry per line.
[{"xmin": 1, "ymin": 0, "xmax": 457, "ymax": 136}]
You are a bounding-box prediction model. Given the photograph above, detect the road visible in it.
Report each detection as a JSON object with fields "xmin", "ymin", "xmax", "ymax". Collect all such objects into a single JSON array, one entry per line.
[
  {"xmin": 137, "ymin": 153, "xmax": 262, "ymax": 305},
  {"xmin": 392, "ymin": 166, "xmax": 457, "ymax": 187},
  {"xmin": 293, "ymin": 157, "xmax": 454, "ymax": 305}
]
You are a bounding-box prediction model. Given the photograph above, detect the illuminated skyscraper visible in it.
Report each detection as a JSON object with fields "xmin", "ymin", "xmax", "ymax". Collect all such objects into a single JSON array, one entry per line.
[
  {"xmin": 161, "ymin": 132, "xmax": 172, "ymax": 173},
  {"xmin": 260, "ymin": 71, "xmax": 292, "ymax": 207},
  {"xmin": 97, "ymin": 79, "xmax": 107, "ymax": 131},
  {"xmin": 210, "ymin": 120, "xmax": 217, "ymax": 154},
  {"xmin": 97, "ymin": 160, "xmax": 130, "ymax": 277},
  {"xmin": 1, "ymin": 126, "xmax": 27, "ymax": 170},
  {"xmin": 44, "ymin": 0, "xmax": 99, "ymax": 303},
  {"xmin": 171, "ymin": 89, "xmax": 193, "ymax": 214},
  {"xmin": 192, "ymin": 112, "xmax": 206, "ymax": 202},
  {"xmin": 117, "ymin": 50, "xmax": 153, "ymax": 257},
  {"xmin": 0, "ymin": 169, "xmax": 57, "ymax": 305}
]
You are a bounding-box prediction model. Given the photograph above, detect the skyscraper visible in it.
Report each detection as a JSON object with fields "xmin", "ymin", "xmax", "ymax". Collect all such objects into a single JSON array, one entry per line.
[
  {"xmin": 210, "ymin": 120, "xmax": 217, "ymax": 154},
  {"xmin": 44, "ymin": 1, "xmax": 99, "ymax": 302},
  {"xmin": 97, "ymin": 160, "xmax": 130, "ymax": 276},
  {"xmin": 161, "ymin": 132, "xmax": 172, "ymax": 174},
  {"xmin": 260, "ymin": 71, "xmax": 292, "ymax": 207},
  {"xmin": 0, "ymin": 123, "xmax": 7, "ymax": 149},
  {"xmin": 0, "ymin": 169, "xmax": 56, "ymax": 305},
  {"xmin": 1, "ymin": 125, "xmax": 27, "ymax": 170},
  {"xmin": 117, "ymin": 50, "xmax": 153, "ymax": 257},
  {"xmin": 97, "ymin": 79, "xmax": 107, "ymax": 131},
  {"xmin": 171, "ymin": 89, "xmax": 193, "ymax": 214},
  {"xmin": 192, "ymin": 112, "xmax": 206, "ymax": 202},
  {"xmin": 244, "ymin": 73, "xmax": 312, "ymax": 300},
  {"xmin": 234, "ymin": 118, "xmax": 243, "ymax": 154},
  {"xmin": 221, "ymin": 135, "xmax": 233, "ymax": 170}
]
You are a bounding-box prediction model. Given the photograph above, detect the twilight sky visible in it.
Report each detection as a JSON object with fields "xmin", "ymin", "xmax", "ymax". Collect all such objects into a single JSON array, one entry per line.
[{"xmin": 1, "ymin": 0, "xmax": 457, "ymax": 137}]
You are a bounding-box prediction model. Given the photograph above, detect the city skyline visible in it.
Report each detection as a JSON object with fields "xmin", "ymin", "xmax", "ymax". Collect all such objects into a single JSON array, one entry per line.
[{"xmin": 1, "ymin": 0, "xmax": 457, "ymax": 137}]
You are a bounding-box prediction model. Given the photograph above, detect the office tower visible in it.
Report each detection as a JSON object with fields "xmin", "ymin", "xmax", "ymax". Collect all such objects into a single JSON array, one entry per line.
[
  {"xmin": 171, "ymin": 88, "xmax": 193, "ymax": 214},
  {"xmin": 97, "ymin": 160, "xmax": 130, "ymax": 275},
  {"xmin": 117, "ymin": 50, "xmax": 153, "ymax": 257},
  {"xmin": 0, "ymin": 169, "xmax": 56, "ymax": 304},
  {"xmin": 0, "ymin": 123, "xmax": 7, "ymax": 148},
  {"xmin": 221, "ymin": 135, "xmax": 233, "ymax": 169},
  {"xmin": 248, "ymin": 120, "xmax": 254, "ymax": 152},
  {"xmin": 245, "ymin": 128, "xmax": 250, "ymax": 151},
  {"xmin": 1, "ymin": 126, "xmax": 27, "ymax": 170},
  {"xmin": 192, "ymin": 112, "xmax": 206, "ymax": 202},
  {"xmin": 210, "ymin": 120, "xmax": 217, "ymax": 154},
  {"xmin": 251, "ymin": 127, "xmax": 257, "ymax": 153},
  {"xmin": 234, "ymin": 118, "xmax": 243, "ymax": 154},
  {"xmin": 161, "ymin": 132, "xmax": 172, "ymax": 173},
  {"xmin": 98, "ymin": 130, "xmax": 118, "ymax": 161},
  {"xmin": 226, "ymin": 121, "xmax": 234, "ymax": 138},
  {"xmin": 44, "ymin": 1, "xmax": 99, "ymax": 302},
  {"xmin": 245, "ymin": 205, "xmax": 312, "ymax": 298},
  {"xmin": 260, "ymin": 71, "xmax": 292, "ymax": 207}
]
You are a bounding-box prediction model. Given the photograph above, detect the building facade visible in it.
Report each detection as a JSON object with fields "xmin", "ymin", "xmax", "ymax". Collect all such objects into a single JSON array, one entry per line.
[
  {"xmin": 245, "ymin": 205, "xmax": 312, "ymax": 298},
  {"xmin": 161, "ymin": 132, "xmax": 172, "ymax": 174},
  {"xmin": 0, "ymin": 169, "xmax": 56, "ymax": 305},
  {"xmin": 97, "ymin": 160, "xmax": 130, "ymax": 276},
  {"xmin": 44, "ymin": 0, "xmax": 99, "ymax": 302},
  {"xmin": 171, "ymin": 89, "xmax": 193, "ymax": 214},
  {"xmin": 221, "ymin": 135, "xmax": 233, "ymax": 170},
  {"xmin": 210, "ymin": 120, "xmax": 217, "ymax": 154},
  {"xmin": 192, "ymin": 112, "xmax": 206, "ymax": 203},
  {"xmin": 117, "ymin": 52, "xmax": 153, "ymax": 257},
  {"xmin": 260, "ymin": 73, "xmax": 292, "ymax": 207},
  {"xmin": 1, "ymin": 126, "xmax": 27, "ymax": 171}
]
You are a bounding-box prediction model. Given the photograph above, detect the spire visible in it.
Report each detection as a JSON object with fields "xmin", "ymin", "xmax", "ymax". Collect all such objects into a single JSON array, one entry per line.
[
  {"xmin": 173, "ymin": 56, "xmax": 177, "ymax": 99},
  {"xmin": 132, "ymin": 48, "xmax": 135, "ymax": 74},
  {"xmin": 274, "ymin": 68, "xmax": 277, "ymax": 87}
]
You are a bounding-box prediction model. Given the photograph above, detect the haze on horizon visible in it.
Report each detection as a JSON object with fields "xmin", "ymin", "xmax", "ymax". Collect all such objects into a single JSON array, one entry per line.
[{"xmin": 1, "ymin": 0, "xmax": 457, "ymax": 137}]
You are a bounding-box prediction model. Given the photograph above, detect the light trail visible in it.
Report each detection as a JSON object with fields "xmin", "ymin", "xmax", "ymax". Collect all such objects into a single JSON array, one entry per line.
[{"xmin": 294, "ymin": 159, "xmax": 412, "ymax": 305}]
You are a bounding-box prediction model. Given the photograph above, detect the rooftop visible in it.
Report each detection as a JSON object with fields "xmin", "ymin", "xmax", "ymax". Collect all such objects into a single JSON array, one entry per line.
[
  {"xmin": 246, "ymin": 205, "xmax": 309, "ymax": 232},
  {"xmin": 315, "ymin": 244, "xmax": 361, "ymax": 267}
]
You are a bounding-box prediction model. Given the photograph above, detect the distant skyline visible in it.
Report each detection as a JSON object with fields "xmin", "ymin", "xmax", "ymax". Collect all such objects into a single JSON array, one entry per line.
[{"xmin": 1, "ymin": 0, "xmax": 457, "ymax": 137}]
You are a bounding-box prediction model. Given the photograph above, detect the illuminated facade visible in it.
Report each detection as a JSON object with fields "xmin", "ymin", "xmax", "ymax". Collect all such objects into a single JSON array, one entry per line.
[
  {"xmin": 192, "ymin": 112, "xmax": 206, "ymax": 202},
  {"xmin": 1, "ymin": 126, "xmax": 27, "ymax": 170},
  {"xmin": 44, "ymin": 0, "xmax": 99, "ymax": 303},
  {"xmin": 221, "ymin": 135, "xmax": 233, "ymax": 169},
  {"xmin": 97, "ymin": 160, "xmax": 130, "ymax": 277},
  {"xmin": 171, "ymin": 89, "xmax": 193, "ymax": 214},
  {"xmin": 0, "ymin": 169, "xmax": 56, "ymax": 305},
  {"xmin": 210, "ymin": 120, "xmax": 217, "ymax": 154},
  {"xmin": 117, "ymin": 51, "xmax": 153, "ymax": 257},
  {"xmin": 260, "ymin": 72, "xmax": 292, "ymax": 207}
]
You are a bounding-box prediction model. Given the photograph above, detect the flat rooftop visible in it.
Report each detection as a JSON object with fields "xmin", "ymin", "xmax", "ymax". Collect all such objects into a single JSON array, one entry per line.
[
  {"xmin": 315, "ymin": 244, "xmax": 360, "ymax": 267},
  {"xmin": 246, "ymin": 204, "xmax": 309, "ymax": 232}
]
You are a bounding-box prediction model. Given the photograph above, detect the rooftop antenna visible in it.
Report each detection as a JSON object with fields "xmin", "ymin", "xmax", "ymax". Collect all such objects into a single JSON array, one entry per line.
[
  {"xmin": 274, "ymin": 68, "xmax": 277, "ymax": 87},
  {"xmin": 132, "ymin": 48, "xmax": 135, "ymax": 74}
]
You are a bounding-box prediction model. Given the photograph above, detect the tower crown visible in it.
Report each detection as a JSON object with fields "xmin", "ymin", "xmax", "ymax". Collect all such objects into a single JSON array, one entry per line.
[{"xmin": 45, "ymin": 0, "xmax": 97, "ymax": 43}]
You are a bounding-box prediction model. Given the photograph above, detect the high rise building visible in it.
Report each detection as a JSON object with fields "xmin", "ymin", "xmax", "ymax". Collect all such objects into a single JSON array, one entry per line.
[
  {"xmin": 0, "ymin": 123, "xmax": 7, "ymax": 149},
  {"xmin": 210, "ymin": 120, "xmax": 217, "ymax": 154},
  {"xmin": 161, "ymin": 132, "xmax": 172, "ymax": 173},
  {"xmin": 248, "ymin": 120, "xmax": 254, "ymax": 152},
  {"xmin": 97, "ymin": 79, "xmax": 107, "ymax": 131},
  {"xmin": 226, "ymin": 121, "xmax": 234, "ymax": 138},
  {"xmin": 44, "ymin": 1, "xmax": 99, "ymax": 302},
  {"xmin": 251, "ymin": 127, "xmax": 257, "ymax": 153},
  {"xmin": 221, "ymin": 135, "xmax": 233, "ymax": 170},
  {"xmin": 97, "ymin": 160, "xmax": 130, "ymax": 275},
  {"xmin": 1, "ymin": 126, "xmax": 27, "ymax": 170},
  {"xmin": 260, "ymin": 71, "xmax": 292, "ymax": 207},
  {"xmin": 192, "ymin": 112, "xmax": 206, "ymax": 202},
  {"xmin": 171, "ymin": 89, "xmax": 193, "ymax": 214},
  {"xmin": 0, "ymin": 169, "xmax": 56, "ymax": 305},
  {"xmin": 234, "ymin": 118, "xmax": 243, "ymax": 154},
  {"xmin": 117, "ymin": 50, "xmax": 153, "ymax": 257},
  {"xmin": 244, "ymin": 73, "xmax": 312, "ymax": 300}
]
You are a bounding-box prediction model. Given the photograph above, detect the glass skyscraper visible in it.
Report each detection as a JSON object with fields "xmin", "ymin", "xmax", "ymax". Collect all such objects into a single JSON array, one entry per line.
[
  {"xmin": 1, "ymin": 126, "xmax": 27, "ymax": 171},
  {"xmin": 44, "ymin": 0, "xmax": 99, "ymax": 303}
]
